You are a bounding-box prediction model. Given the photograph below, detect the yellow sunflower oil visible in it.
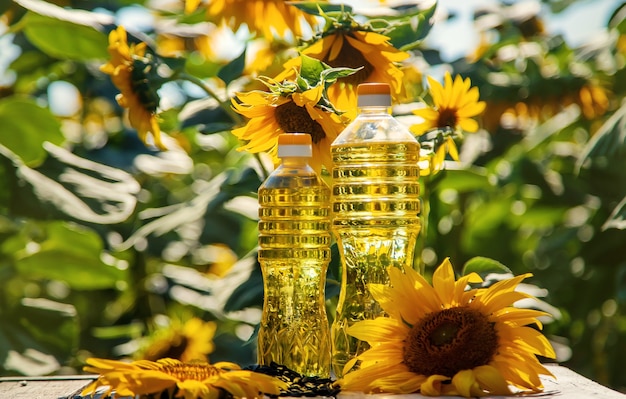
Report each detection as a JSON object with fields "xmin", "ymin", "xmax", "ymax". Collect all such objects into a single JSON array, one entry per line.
[
  {"xmin": 330, "ymin": 83, "xmax": 421, "ymax": 377},
  {"xmin": 257, "ymin": 133, "xmax": 332, "ymax": 377}
]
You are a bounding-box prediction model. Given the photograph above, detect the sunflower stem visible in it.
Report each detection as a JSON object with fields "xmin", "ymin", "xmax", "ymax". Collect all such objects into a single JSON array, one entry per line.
[{"xmin": 177, "ymin": 73, "xmax": 243, "ymax": 124}]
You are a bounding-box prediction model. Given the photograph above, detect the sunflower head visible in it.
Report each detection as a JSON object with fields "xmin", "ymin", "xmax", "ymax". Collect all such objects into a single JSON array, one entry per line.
[
  {"xmin": 82, "ymin": 357, "xmax": 288, "ymax": 399},
  {"xmin": 231, "ymin": 56, "xmax": 353, "ymax": 173},
  {"xmin": 274, "ymin": 10, "xmax": 409, "ymax": 117},
  {"xmin": 411, "ymin": 72, "xmax": 486, "ymax": 175},
  {"xmin": 101, "ymin": 26, "xmax": 166, "ymax": 150},
  {"xmin": 337, "ymin": 258, "xmax": 556, "ymax": 397}
]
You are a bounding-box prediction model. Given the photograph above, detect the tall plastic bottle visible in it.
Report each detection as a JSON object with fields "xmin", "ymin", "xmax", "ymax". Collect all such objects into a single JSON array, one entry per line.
[
  {"xmin": 257, "ymin": 133, "xmax": 332, "ymax": 377},
  {"xmin": 330, "ymin": 83, "xmax": 421, "ymax": 377}
]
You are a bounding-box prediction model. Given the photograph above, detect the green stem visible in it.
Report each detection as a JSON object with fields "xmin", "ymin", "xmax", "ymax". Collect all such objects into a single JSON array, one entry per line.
[{"xmin": 177, "ymin": 73, "xmax": 243, "ymax": 124}]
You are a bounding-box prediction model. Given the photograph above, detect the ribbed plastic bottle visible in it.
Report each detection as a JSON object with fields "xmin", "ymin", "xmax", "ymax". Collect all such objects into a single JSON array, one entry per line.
[
  {"xmin": 330, "ymin": 83, "xmax": 421, "ymax": 377},
  {"xmin": 257, "ymin": 133, "xmax": 332, "ymax": 378}
]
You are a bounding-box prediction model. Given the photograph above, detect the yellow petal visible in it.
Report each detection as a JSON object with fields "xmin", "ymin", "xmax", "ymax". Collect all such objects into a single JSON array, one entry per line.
[
  {"xmin": 473, "ymin": 364, "xmax": 512, "ymax": 395},
  {"xmin": 347, "ymin": 318, "xmax": 407, "ymax": 343},
  {"xmin": 451, "ymin": 369, "xmax": 481, "ymax": 397},
  {"xmin": 432, "ymin": 257, "xmax": 455, "ymax": 305},
  {"xmin": 420, "ymin": 374, "xmax": 449, "ymax": 396}
]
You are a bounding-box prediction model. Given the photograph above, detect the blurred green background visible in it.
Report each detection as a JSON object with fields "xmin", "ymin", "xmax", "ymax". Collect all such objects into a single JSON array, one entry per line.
[{"xmin": 0, "ymin": 0, "xmax": 625, "ymax": 393}]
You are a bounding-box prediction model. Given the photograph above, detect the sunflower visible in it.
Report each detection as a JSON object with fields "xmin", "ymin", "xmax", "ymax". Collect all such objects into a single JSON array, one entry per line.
[
  {"xmin": 82, "ymin": 357, "xmax": 287, "ymax": 399},
  {"xmin": 412, "ymin": 72, "xmax": 486, "ymax": 136},
  {"xmin": 196, "ymin": 0, "xmax": 321, "ymax": 40},
  {"xmin": 137, "ymin": 317, "xmax": 217, "ymax": 363},
  {"xmin": 231, "ymin": 83, "xmax": 346, "ymax": 173},
  {"xmin": 101, "ymin": 26, "xmax": 165, "ymax": 149},
  {"xmin": 411, "ymin": 72, "xmax": 485, "ymax": 174},
  {"xmin": 337, "ymin": 258, "xmax": 556, "ymax": 397},
  {"xmin": 275, "ymin": 15, "xmax": 408, "ymax": 117}
]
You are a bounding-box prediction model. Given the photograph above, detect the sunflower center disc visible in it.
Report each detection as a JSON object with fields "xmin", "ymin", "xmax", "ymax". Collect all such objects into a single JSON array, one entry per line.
[
  {"xmin": 403, "ymin": 307, "xmax": 499, "ymax": 377},
  {"xmin": 323, "ymin": 34, "xmax": 374, "ymax": 85},
  {"xmin": 437, "ymin": 108, "xmax": 459, "ymax": 129},
  {"xmin": 274, "ymin": 101, "xmax": 326, "ymax": 144},
  {"xmin": 158, "ymin": 363, "xmax": 222, "ymax": 381}
]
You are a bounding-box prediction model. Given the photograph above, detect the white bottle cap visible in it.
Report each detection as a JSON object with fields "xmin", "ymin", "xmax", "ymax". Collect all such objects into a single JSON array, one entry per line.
[
  {"xmin": 357, "ymin": 83, "xmax": 392, "ymax": 107},
  {"xmin": 277, "ymin": 133, "xmax": 313, "ymax": 157}
]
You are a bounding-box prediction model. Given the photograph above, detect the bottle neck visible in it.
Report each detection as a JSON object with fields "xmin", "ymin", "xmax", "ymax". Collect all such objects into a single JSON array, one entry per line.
[
  {"xmin": 280, "ymin": 156, "xmax": 311, "ymax": 168},
  {"xmin": 357, "ymin": 106, "xmax": 391, "ymax": 115}
]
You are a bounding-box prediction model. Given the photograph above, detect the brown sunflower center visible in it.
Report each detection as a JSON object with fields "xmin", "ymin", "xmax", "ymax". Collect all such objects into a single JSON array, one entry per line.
[
  {"xmin": 436, "ymin": 108, "xmax": 459, "ymax": 129},
  {"xmin": 403, "ymin": 306, "xmax": 498, "ymax": 378},
  {"xmin": 157, "ymin": 362, "xmax": 222, "ymax": 381},
  {"xmin": 130, "ymin": 59, "xmax": 159, "ymax": 113},
  {"xmin": 322, "ymin": 34, "xmax": 374, "ymax": 86},
  {"xmin": 143, "ymin": 334, "xmax": 189, "ymax": 361},
  {"xmin": 274, "ymin": 100, "xmax": 326, "ymax": 144}
]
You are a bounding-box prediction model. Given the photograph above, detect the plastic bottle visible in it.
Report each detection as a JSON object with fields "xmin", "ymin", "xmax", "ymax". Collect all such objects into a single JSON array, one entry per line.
[
  {"xmin": 257, "ymin": 133, "xmax": 332, "ymax": 377},
  {"xmin": 330, "ymin": 83, "xmax": 421, "ymax": 377}
]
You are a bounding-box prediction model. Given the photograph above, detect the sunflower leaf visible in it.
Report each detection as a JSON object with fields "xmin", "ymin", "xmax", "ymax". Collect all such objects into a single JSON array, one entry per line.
[
  {"xmin": 299, "ymin": 54, "xmax": 326, "ymax": 87},
  {"xmin": 218, "ymin": 48, "xmax": 246, "ymax": 86},
  {"xmin": 21, "ymin": 10, "xmax": 110, "ymax": 60},
  {"xmin": 320, "ymin": 66, "xmax": 361, "ymax": 84},
  {"xmin": 462, "ymin": 256, "xmax": 512, "ymax": 279},
  {"xmin": 287, "ymin": 1, "xmax": 352, "ymax": 16},
  {"xmin": 0, "ymin": 98, "xmax": 64, "ymax": 167},
  {"xmin": 383, "ymin": 3, "xmax": 437, "ymax": 51}
]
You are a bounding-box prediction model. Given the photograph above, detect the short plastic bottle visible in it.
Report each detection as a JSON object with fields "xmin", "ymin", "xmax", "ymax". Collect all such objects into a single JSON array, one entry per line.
[
  {"xmin": 330, "ymin": 83, "xmax": 421, "ymax": 377},
  {"xmin": 257, "ymin": 133, "xmax": 332, "ymax": 377}
]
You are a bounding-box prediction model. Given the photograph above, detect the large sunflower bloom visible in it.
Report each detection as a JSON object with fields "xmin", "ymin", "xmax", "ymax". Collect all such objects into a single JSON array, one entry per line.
[
  {"xmin": 276, "ymin": 30, "xmax": 408, "ymax": 116},
  {"xmin": 203, "ymin": 0, "xmax": 321, "ymax": 40},
  {"xmin": 82, "ymin": 357, "xmax": 287, "ymax": 399},
  {"xmin": 337, "ymin": 258, "xmax": 556, "ymax": 397},
  {"xmin": 101, "ymin": 26, "xmax": 165, "ymax": 149},
  {"xmin": 231, "ymin": 85, "xmax": 345, "ymax": 173}
]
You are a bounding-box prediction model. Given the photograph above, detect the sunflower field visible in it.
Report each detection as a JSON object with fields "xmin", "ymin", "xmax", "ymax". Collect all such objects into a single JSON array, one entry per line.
[{"xmin": 1, "ymin": 0, "xmax": 626, "ymax": 394}]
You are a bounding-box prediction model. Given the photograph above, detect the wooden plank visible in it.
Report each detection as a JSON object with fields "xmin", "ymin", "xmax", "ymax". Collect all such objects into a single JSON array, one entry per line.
[
  {"xmin": 0, "ymin": 365, "xmax": 624, "ymax": 398},
  {"xmin": 0, "ymin": 376, "xmax": 94, "ymax": 399}
]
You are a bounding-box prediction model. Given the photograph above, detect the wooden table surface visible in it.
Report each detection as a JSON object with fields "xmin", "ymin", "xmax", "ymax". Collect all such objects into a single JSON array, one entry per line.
[{"xmin": 0, "ymin": 364, "xmax": 624, "ymax": 399}]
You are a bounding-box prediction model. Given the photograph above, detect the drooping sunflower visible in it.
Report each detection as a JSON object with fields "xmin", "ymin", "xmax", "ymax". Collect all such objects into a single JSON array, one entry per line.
[
  {"xmin": 275, "ymin": 13, "xmax": 409, "ymax": 116},
  {"xmin": 82, "ymin": 357, "xmax": 288, "ymax": 399},
  {"xmin": 187, "ymin": 0, "xmax": 321, "ymax": 41},
  {"xmin": 337, "ymin": 258, "xmax": 556, "ymax": 397},
  {"xmin": 231, "ymin": 82, "xmax": 346, "ymax": 173},
  {"xmin": 101, "ymin": 26, "xmax": 165, "ymax": 149},
  {"xmin": 137, "ymin": 317, "xmax": 217, "ymax": 363}
]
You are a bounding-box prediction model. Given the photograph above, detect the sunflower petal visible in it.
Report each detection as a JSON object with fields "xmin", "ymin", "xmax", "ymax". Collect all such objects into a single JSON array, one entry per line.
[{"xmin": 474, "ymin": 364, "xmax": 512, "ymax": 395}]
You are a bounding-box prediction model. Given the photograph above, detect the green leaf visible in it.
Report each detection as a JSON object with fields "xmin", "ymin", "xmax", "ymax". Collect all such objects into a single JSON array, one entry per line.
[
  {"xmin": 299, "ymin": 54, "xmax": 326, "ymax": 86},
  {"xmin": 217, "ymin": 49, "xmax": 247, "ymax": 86},
  {"xmin": 21, "ymin": 9, "xmax": 110, "ymax": 60},
  {"xmin": 0, "ymin": 142, "xmax": 139, "ymax": 224},
  {"xmin": 435, "ymin": 166, "xmax": 490, "ymax": 193},
  {"xmin": 462, "ymin": 256, "xmax": 512, "ymax": 278},
  {"xmin": 603, "ymin": 194, "xmax": 626, "ymax": 230},
  {"xmin": 577, "ymin": 103, "xmax": 626, "ymax": 173},
  {"xmin": 0, "ymin": 298, "xmax": 78, "ymax": 375},
  {"xmin": 224, "ymin": 257, "xmax": 263, "ymax": 312},
  {"xmin": 288, "ymin": 1, "xmax": 352, "ymax": 16},
  {"xmin": 320, "ymin": 66, "xmax": 361, "ymax": 84},
  {"xmin": 11, "ymin": 222, "xmax": 126, "ymax": 290},
  {"xmin": 0, "ymin": 98, "xmax": 64, "ymax": 167},
  {"xmin": 384, "ymin": 3, "xmax": 436, "ymax": 51}
]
